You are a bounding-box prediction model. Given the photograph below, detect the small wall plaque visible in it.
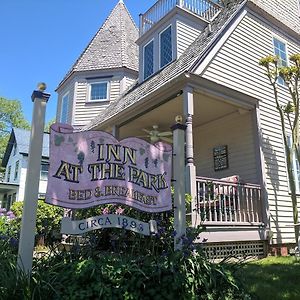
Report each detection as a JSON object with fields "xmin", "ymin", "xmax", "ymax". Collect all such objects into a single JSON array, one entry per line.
[{"xmin": 213, "ymin": 145, "xmax": 228, "ymax": 171}]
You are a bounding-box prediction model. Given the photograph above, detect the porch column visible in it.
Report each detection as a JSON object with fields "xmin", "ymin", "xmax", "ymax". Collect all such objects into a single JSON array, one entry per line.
[
  {"xmin": 112, "ymin": 125, "xmax": 120, "ymax": 140},
  {"xmin": 183, "ymin": 86, "xmax": 198, "ymax": 227}
]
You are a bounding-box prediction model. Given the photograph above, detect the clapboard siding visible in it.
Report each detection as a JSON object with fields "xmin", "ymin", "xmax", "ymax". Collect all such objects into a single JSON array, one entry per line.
[
  {"xmin": 194, "ymin": 111, "xmax": 258, "ymax": 183},
  {"xmin": 251, "ymin": 0, "xmax": 300, "ymax": 34},
  {"xmin": 125, "ymin": 75, "xmax": 137, "ymax": 90},
  {"xmin": 73, "ymin": 78, "xmax": 121, "ymax": 127},
  {"xmin": 201, "ymin": 12, "xmax": 300, "ymax": 244},
  {"xmin": 176, "ymin": 20, "xmax": 201, "ymax": 58}
]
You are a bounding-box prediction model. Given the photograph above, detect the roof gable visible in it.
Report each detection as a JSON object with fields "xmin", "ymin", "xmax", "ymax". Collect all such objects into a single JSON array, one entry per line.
[
  {"xmin": 1, "ymin": 128, "xmax": 49, "ymax": 167},
  {"xmin": 59, "ymin": 1, "xmax": 139, "ymax": 88}
]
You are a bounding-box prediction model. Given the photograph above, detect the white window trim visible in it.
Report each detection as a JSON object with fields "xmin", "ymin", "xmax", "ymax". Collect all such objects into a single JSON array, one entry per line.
[
  {"xmin": 40, "ymin": 163, "xmax": 49, "ymax": 181},
  {"xmin": 159, "ymin": 24, "xmax": 173, "ymax": 70},
  {"xmin": 87, "ymin": 80, "xmax": 110, "ymax": 103},
  {"xmin": 13, "ymin": 143, "xmax": 17, "ymax": 156},
  {"xmin": 272, "ymin": 35, "xmax": 289, "ymax": 87},
  {"xmin": 60, "ymin": 91, "xmax": 69, "ymax": 123},
  {"xmin": 7, "ymin": 165, "xmax": 11, "ymax": 182},
  {"xmin": 143, "ymin": 39, "xmax": 154, "ymax": 80},
  {"xmin": 14, "ymin": 160, "xmax": 19, "ymax": 181}
]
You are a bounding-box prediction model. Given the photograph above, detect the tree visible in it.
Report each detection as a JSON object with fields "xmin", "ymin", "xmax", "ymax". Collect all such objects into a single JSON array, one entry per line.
[
  {"xmin": 0, "ymin": 97, "xmax": 30, "ymax": 175},
  {"xmin": 44, "ymin": 117, "xmax": 56, "ymax": 133},
  {"xmin": 259, "ymin": 54, "xmax": 300, "ymax": 248}
]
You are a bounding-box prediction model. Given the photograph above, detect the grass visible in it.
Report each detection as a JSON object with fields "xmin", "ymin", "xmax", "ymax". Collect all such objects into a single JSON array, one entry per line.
[{"xmin": 239, "ymin": 256, "xmax": 300, "ymax": 300}]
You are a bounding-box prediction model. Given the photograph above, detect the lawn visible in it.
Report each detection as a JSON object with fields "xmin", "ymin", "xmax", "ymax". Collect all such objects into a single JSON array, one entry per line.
[{"xmin": 239, "ymin": 256, "xmax": 300, "ymax": 300}]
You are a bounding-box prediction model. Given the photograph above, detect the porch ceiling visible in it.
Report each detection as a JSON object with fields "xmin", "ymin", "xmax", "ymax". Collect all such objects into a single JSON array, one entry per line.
[
  {"xmin": 0, "ymin": 182, "xmax": 19, "ymax": 193},
  {"xmin": 119, "ymin": 91, "xmax": 240, "ymax": 139}
]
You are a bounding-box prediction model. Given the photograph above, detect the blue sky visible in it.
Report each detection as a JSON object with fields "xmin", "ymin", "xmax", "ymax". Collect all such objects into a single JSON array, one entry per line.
[{"xmin": 0, "ymin": 0, "xmax": 156, "ymax": 123}]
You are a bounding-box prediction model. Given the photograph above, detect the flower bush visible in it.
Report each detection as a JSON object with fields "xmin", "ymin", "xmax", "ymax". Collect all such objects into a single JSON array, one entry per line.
[
  {"xmin": 0, "ymin": 208, "xmax": 18, "ymax": 243},
  {"xmin": 0, "ymin": 201, "xmax": 64, "ymax": 246},
  {"xmin": 0, "ymin": 233, "xmax": 251, "ymax": 300}
]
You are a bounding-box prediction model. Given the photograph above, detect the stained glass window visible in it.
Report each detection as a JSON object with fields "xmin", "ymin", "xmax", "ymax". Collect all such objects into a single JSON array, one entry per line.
[
  {"xmin": 144, "ymin": 40, "xmax": 154, "ymax": 80},
  {"xmin": 160, "ymin": 26, "xmax": 172, "ymax": 68}
]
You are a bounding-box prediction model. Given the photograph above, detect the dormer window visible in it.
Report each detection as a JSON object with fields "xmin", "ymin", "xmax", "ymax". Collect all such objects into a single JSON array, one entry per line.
[
  {"xmin": 143, "ymin": 40, "xmax": 154, "ymax": 80},
  {"xmin": 89, "ymin": 81, "xmax": 109, "ymax": 102},
  {"xmin": 160, "ymin": 25, "xmax": 172, "ymax": 69}
]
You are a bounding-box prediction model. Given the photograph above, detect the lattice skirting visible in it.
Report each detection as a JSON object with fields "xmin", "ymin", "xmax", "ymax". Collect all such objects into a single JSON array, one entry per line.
[{"xmin": 202, "ymin": 241, "xmax": 267, "ymax": 259}]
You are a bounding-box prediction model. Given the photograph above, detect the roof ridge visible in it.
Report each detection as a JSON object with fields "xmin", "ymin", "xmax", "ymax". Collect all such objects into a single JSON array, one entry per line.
[{"xmin": 73, "ymin": 2, "xmax": 122, "ymax": 72}]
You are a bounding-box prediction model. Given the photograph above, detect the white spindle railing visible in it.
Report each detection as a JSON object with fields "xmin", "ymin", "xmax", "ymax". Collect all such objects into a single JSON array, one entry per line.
[
  {"xmin": 195, "ymin": 177, "xmax": 263, "ymax": 225},
  {"xmin": 140, "ymin": 0, "xmax": 223, "ymax": 35}
]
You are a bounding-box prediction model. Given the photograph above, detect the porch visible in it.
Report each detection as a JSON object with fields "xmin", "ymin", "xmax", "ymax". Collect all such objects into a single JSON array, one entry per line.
[
  {"xmin": 193, "ymin": 176, "xmax": 267, "ymax": 255},
  {"xmin": 194, "ymin": 176, "xmax": 263, "ymax": 225},
  {"xmin": 94, "ymin": 74, "xmax": 268, "ymax": 253},
  {"xmin": 0, "ymin": 182, "xmax": 19, "ymax": 209}
]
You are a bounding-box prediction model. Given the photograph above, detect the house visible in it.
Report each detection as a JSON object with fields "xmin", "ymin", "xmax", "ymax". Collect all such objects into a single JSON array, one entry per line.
[
  {"xmin": 56, "ymin": 0, "xmax": 139, "ymax": 130},
  {"xmin": 56, "ymin": 0, "xmax": 300, "ymax": 257},
  {"xmin": 0, "ymin": 128, "xmax": 49, "ymax": 209}
]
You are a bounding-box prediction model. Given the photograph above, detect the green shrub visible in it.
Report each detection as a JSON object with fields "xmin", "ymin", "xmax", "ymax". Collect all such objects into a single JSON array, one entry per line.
[
  {"xmin": 10, "ymin": 200, "xmax": 64, "ymax": 245},
  {"xmin": 0, "ymin": 239, "xmax": 250, "ymax": 300}
]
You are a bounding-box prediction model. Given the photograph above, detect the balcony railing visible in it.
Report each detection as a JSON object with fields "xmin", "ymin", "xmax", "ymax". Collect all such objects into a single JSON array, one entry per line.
[
  {"xmin": 195, "ymin": 176, "xmax": 263, "ymax": 225},
  {"xmin": 140, "ymin": 0, "xmax": 223, "ymax": 35}
]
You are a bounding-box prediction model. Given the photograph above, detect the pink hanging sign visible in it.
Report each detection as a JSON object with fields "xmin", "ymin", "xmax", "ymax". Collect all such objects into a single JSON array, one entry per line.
[{"xmin": 45, "ymin": 124, "xmax": 172, "ymax": 212}]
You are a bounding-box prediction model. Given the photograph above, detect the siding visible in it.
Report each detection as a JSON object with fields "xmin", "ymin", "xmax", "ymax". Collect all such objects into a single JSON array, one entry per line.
[
  {"xmin": 176, "ymin": 20, "xmax": 201, "ymax": 58},
  {"xmin": 56, "ymin": 78, "xmax": 75, "ymax": 124},
  {"xmin": 125, "ymin": 75, "xmax": 137, "ymax": 90},
  {"xmin": 73, "ymin": 77, "xmax": 121, "ymax": 127},
  {"xmin": 194, "ymin": 111, "xmax": 258, "ymax": 183},
  {"xmin": 200, "ymin": 12, "xmax": 300, "ymax": 244},
  {"xmin": 251, "ymin": 0, "xmax": 300, "ymax": 34}
]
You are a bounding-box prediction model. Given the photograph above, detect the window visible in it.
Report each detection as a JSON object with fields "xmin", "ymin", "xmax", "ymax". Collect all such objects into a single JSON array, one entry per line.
[
  {"xmin": 144, "ymin": 40, "xmax": 154, "ymax": 80},
  {"xmin": 60, "ymin": 92, "xmax": 69, "ymax": 123},
  {"xmin": 40, "ymin": 163, "xmax": 49, "ymax": 181},
  {"xmin": 160, "ymin": 25, "xmax": 172, "ymax": 68},
  {"xmin": 287, "ymin": 135, "xmax": 300, "ymax": 192},
  {"xmin": 89, "ymin": 82, "xmax": 109, "ymax": 101},
  {"xmin": 7, "ymin": 166, "xmax": 11, "ymax": 182},
  {"xmin": 13, "ymin": 143, "xmax": 17, "ymax": 156},
  {"xmin": 14, "ymin": 161, "xmax": 19, "ymax": 181},
  {"xmin": 12, "ymin": 193, "xmax": 16, "ymax": 206},
  {"xmin": 273, "ymin": 37, "xmax": 288, "ymax": 86}
]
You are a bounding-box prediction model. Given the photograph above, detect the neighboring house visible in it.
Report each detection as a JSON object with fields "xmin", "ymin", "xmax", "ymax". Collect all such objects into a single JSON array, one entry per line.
[
  {"xmin": 0, "ymin": 128, "xmax": 49, "ymax": 209},
  {"xmin": 57, "ymin": 0, "xmax": 300, "ymax": 257}
]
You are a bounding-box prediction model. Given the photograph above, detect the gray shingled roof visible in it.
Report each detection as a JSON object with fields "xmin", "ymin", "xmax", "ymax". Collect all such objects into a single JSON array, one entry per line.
[
  {"xmin": 1, "ymin": 128, "xmax": 49, "ymax": 167},
  {"xmin": 58, "ymin": 1, "xmax": 139, "ymax": 88},
  {"xmin": 84, "ymin": 0, "xmax": 246, "ymax": 130}
]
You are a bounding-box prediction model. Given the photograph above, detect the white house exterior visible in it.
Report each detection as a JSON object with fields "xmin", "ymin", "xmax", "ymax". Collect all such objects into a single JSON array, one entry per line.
[
  {"xmin": 56, "ymin": 0, "xmax": 300, "ymax": 257},
  {"xmin": 56, "ymin": 1, "xmax": 139, "ymax": 130},
  {"xmin": 0, "ymin": 128, "xmax": 49, "ymax": 209}
]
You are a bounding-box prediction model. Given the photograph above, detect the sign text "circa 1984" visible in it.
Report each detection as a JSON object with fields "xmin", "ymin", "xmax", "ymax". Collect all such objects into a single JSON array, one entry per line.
[{"xmin": 45, "ymin": 124, "xmax": 172, "ymax": 212}]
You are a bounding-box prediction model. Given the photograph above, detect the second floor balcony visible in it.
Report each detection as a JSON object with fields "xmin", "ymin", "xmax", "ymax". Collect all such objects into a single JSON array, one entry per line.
[{"xmin": 140, "ymin": 0, "xmax": 223, "ymax": 35}]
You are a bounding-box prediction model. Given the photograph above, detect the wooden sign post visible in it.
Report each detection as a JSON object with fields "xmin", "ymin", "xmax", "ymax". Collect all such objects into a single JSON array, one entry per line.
[{"xmin": 17, "ymin": 85, "xmax": 50, "ymax": 275}]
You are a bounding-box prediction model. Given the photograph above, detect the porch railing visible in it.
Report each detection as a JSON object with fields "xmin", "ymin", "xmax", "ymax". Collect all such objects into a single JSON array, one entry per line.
[
  {"xmin": 140, "ymin": 0, "xmax": 223, "ymax": 35},
  {"xmin": 195, "ymin": 176, "xmax": 263, "ymax": 225}
]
